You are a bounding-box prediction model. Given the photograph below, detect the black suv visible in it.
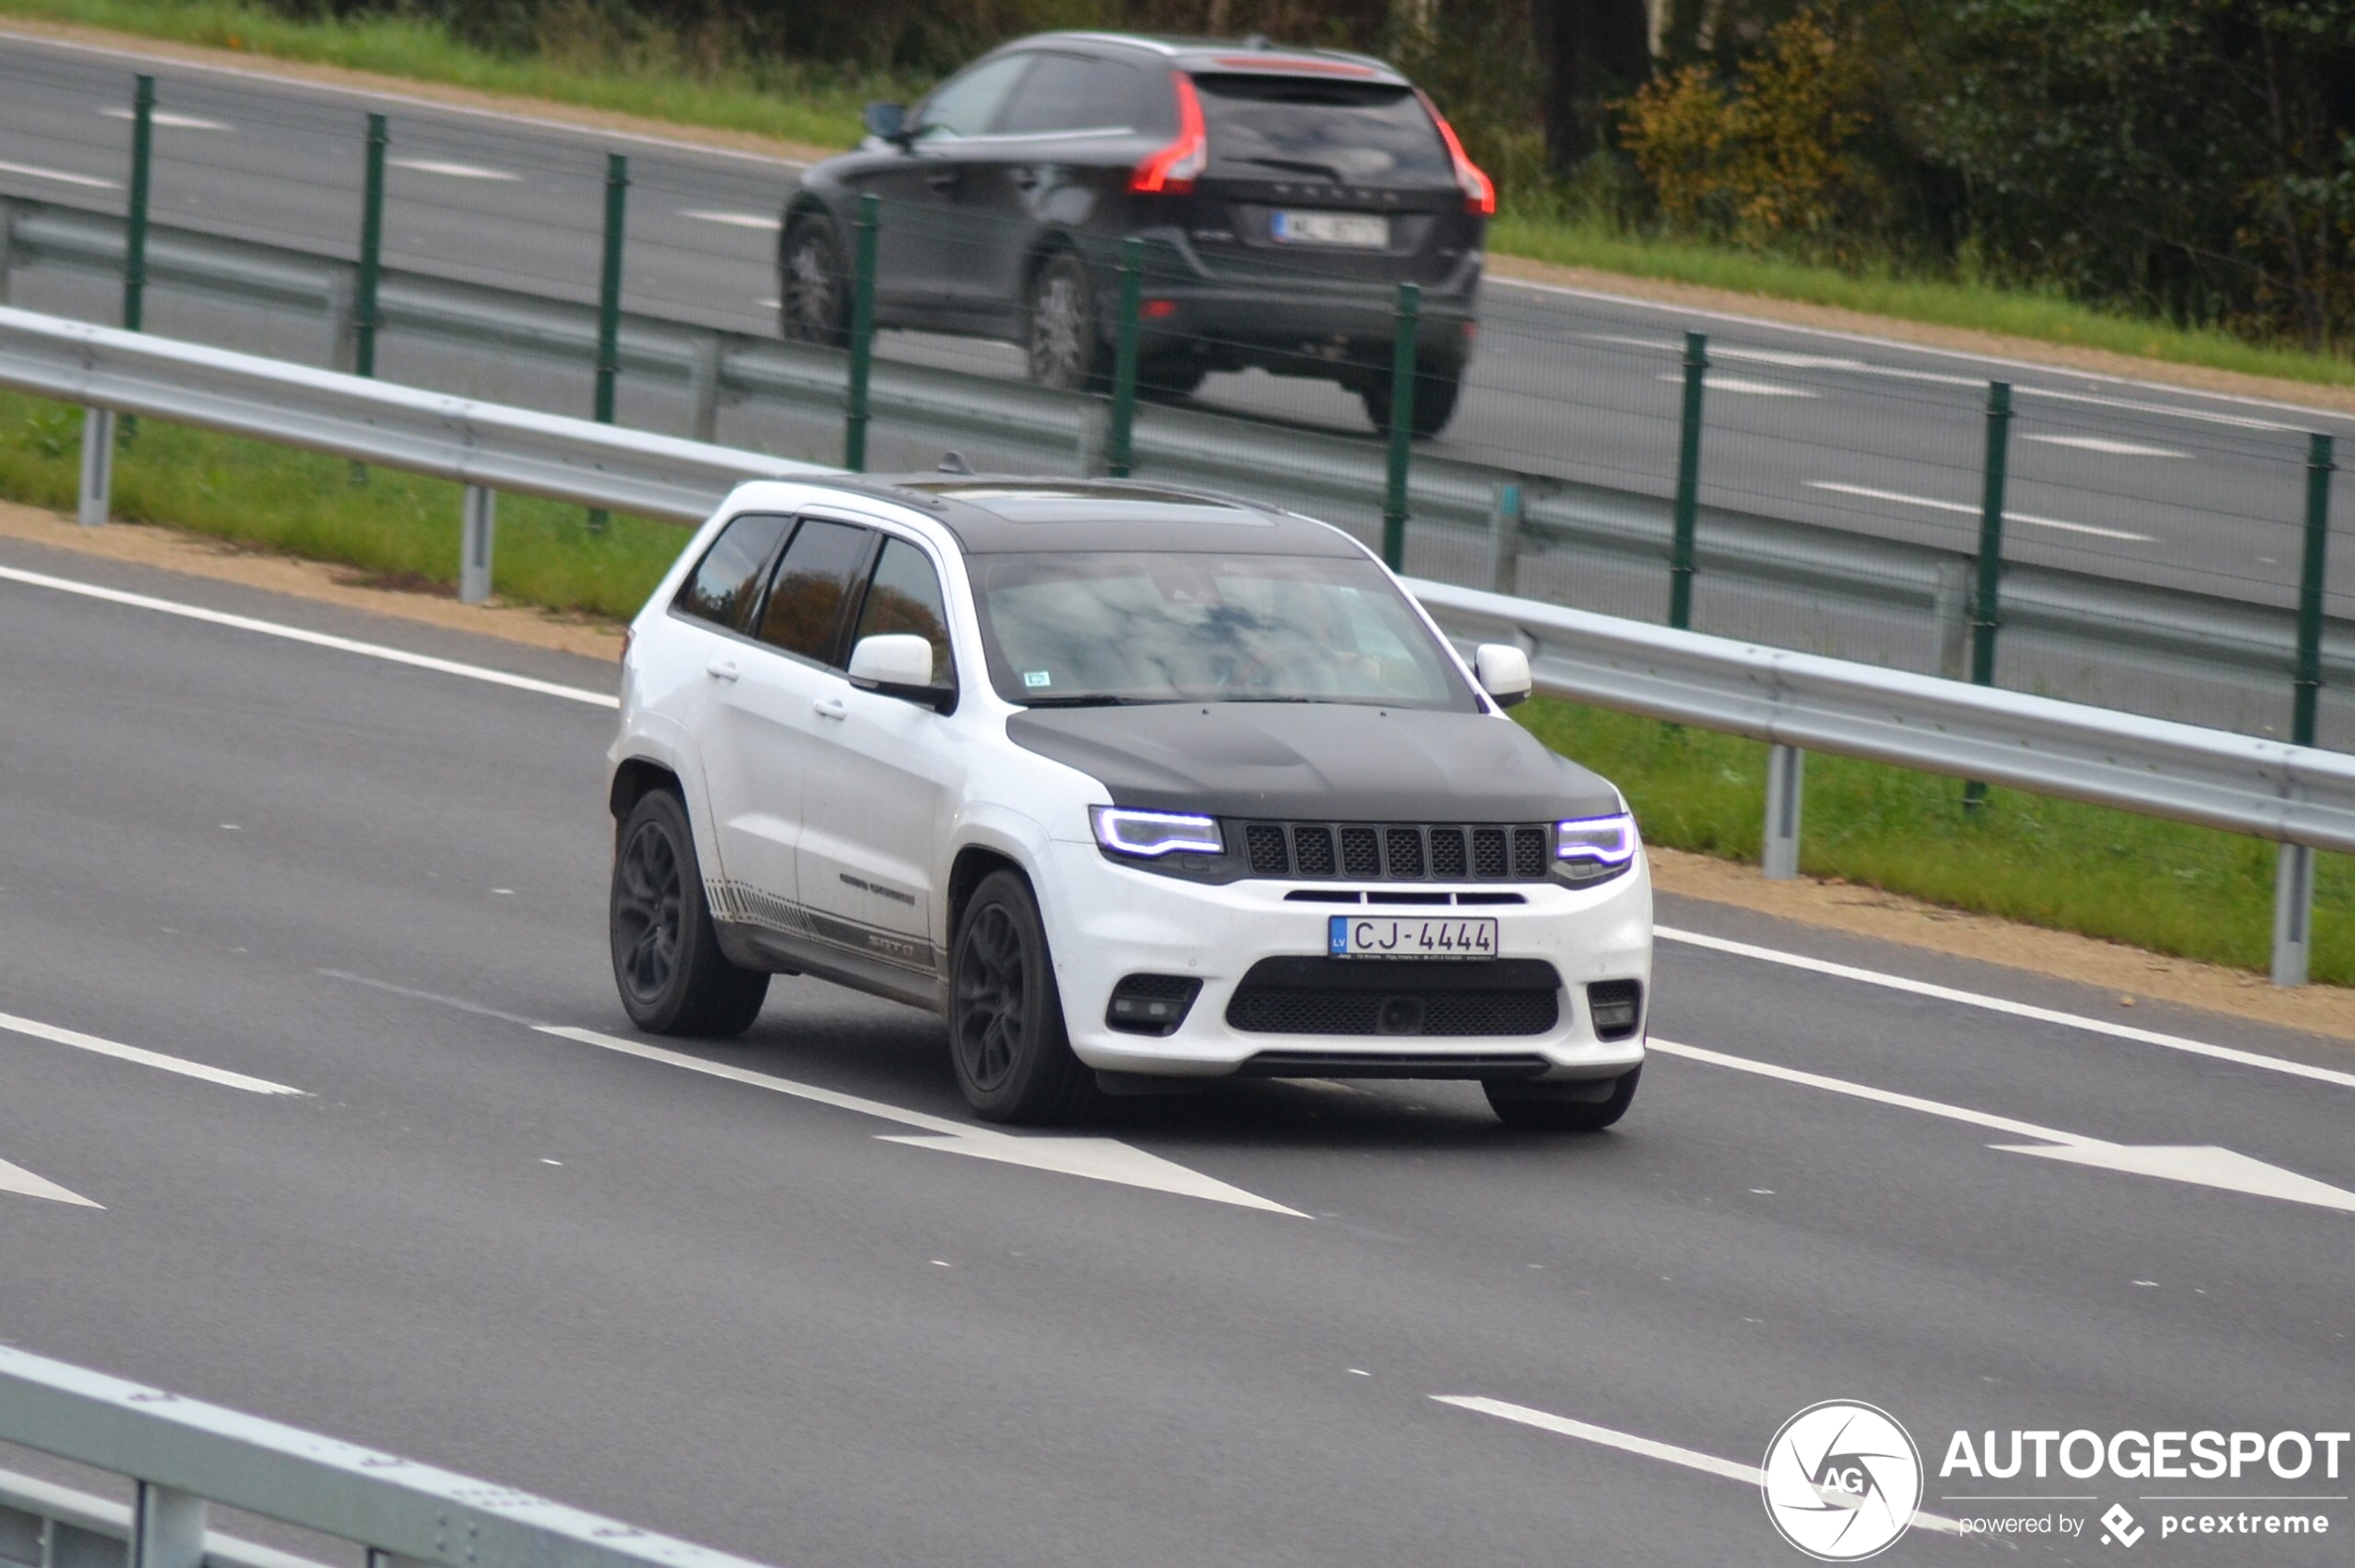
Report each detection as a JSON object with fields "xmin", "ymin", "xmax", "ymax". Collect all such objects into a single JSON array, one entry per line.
[{"xmin": 777, "ymin": 33, "xmax": 1492, "ymax": 436}]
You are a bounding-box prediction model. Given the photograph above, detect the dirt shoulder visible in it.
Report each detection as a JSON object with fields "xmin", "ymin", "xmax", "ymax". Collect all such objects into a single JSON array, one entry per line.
[
  {"xmin": 8, "ymin": 495, "xmax": 2352, "ymax": 1045},
  {"xmin": 0, "ymin": 14, "xmax": 841, "ymax": 166}
]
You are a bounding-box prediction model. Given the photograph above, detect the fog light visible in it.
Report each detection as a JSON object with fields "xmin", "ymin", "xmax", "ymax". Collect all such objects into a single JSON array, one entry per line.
[
  {"xmin": 1585, "ymin": 979, "xmax": 1643, "ymax": 1040},
  {"xmin": 1106, "ymin": 974, "xmax": 1203, "ymax": 1037}
]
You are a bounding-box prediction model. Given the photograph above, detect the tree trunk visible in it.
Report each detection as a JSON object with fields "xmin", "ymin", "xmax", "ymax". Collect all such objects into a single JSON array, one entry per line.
[{"xmin": 1533, "ymin": 0, "xmax": 1652, "ymax": 170}]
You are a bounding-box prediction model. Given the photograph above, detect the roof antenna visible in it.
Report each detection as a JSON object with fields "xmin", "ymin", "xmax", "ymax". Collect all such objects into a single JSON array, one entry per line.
[{"xmin": 936, "ymin": 450, "xmax": 974, "ymax": 476}]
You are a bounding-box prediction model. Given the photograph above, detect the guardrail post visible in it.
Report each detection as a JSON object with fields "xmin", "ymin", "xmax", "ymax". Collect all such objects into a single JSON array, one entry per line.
[
  {"xmin": 1763, "ymin": 743, "xmax": 1804, "ymax": 880},
  {"xmin": 2274, "ymin": 430, "xmax": 2336, "ymax": 987},
  {"xmin": 77, "ymin": 407, "xmax": 116, "ymax": 527},
  {"xmin": 1381, "ymin": 280, "xmax": 1419, "ymax": 570},
  {"xmin": 688, "ymin": 333, "xmax": 722, "ymax": 443},
  {"xmin": 1669, "ymin": 331, "xmax": 1708, "ymax": 630},
  {"xmin": 1964, "ymin": 379, "xmax": 2012, "ymax": 809},
  {"xmin": 845, "ymin": 192, "xmax": 878, "ymax": 473},
  {"xmin": 1488, "ymin": 480, "xmax": 1524, "ymax": 595},
  {"xmin": 1932, "ymin": 558, "xmax": 1969, "ymax": 680},
  {"xmin": 588, "ymin": 151, "xmax": 628, "ymax": 533},
  {"xmin": 460, "ymin": 486, "xmax": 495, "ymax": 605},
  {"xmin": 355, "ymin": 112, "xmax": 387, "ymax": 379},
  {"xmin": 0, "ymin": 197, "xmax": 17, "ymax": 305},
  {"xmin": 133, "ymin": 1484, "xmax": 204, "ymax": 1568},
  {"xmin": 1107, "ymin": 236, "xmax": 1142, "ymax": 479},
  {"xmin": 123, "ymin": 75, "xmax": 154, "ymax": 334}
]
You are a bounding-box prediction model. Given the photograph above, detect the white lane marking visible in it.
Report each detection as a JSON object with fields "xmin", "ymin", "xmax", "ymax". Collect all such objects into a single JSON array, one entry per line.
[
  {"xmin": 0, "ymin": 1010, "xmax": 305, "ymax": 1095},
  {"xmin": 0, "ymin": 1154, "xmax": 101, "ymax": 1208},
  {"xmin": 678, "ymin": 208, "xmax": 781, "ymax": 230},
  {"xmin": 97, "ymin": 108, "xmax": 230, "ymax": 131},
  {"xmin": 1648, "ymin": 1036, "xmax": 2355, "ymax": 1215},
  {"xmin": 1655, "ymin": 925, "xmax": 2355, "ymax": 1091},
  {"xmin": 0, "ymin": 159, "xmax": 118, "ymax": 189},
  {"xmin": 537, "ymin": 1025, "xmax": 1306, "ymax": 1216},
  {"xmin": 0, "ymin": 28, "xmax": 811, "ymax": 172},
  {"xmin": 388, "ymin": 157, "xmax": 519, "ymax": 181},
  {"xmin": 0, "ymin": 566, "xmax": 619, "ymax": 708},
  {"xmin": 1806, "ymin": 479, "xmax": 2155, "ymax": 542},
  {"xmin": 2021, "ymin": 432, "xmax": 2191, "ymax": 459},
  {"xmin": 1654, "ymin": 371, "xmax": 1817, "ymax": 398},
  {"xmin": 1435, "ymin": 1396, "xmax": 1965, "ymax": 1535},
  {"xmin": 1506, "ymin": 274, "xmax": 2336, "ymax": 433}
]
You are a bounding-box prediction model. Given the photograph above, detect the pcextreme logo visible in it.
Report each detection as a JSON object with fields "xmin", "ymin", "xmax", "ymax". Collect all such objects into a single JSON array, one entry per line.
[{"xmin": 1762, "ymin": 1400, "xmax": 1926, "ymax": 1561}]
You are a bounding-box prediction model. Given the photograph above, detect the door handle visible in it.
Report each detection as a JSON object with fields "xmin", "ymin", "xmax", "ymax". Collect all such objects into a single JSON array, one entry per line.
[
  {"xmin": 1010, "ymin": 168, "xmax": 1039, "ymax": 191},
  {"xmin": 814, "ymin": 695, "xmax": 849, "ymax": 720},
  {"xmin": 706, "ymin": 657, "xmax": 740, "ymax": 682},
  {"xmin": 924, "ymin": 169, "xmax": 961, "ymax": 192}
]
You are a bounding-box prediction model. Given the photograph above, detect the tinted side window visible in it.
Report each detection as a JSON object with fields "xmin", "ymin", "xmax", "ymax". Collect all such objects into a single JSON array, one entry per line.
[
  {"xmin": 913, "ymin": 54, "xmax": 1031, "ymax": 138},
  {"xmin": 852, "ymin": 538, "xmax": 956, "ymax": 692},
  {"xmin": 674, "ymin": 513, "xmax": 790, "ymax": 631},
  {"xmin": 756, "ymin": 519, "xmax": 872, "ymax": 664},
  {"xmin": 996, "ymin": 55, "xmax": 1149, "ymax": 135}
]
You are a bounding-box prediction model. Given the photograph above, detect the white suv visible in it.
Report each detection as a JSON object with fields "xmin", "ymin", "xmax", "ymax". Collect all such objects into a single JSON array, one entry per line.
[{"xmin": 606, "ymin": 476, "xmax": 1652, "ymax": 1128}]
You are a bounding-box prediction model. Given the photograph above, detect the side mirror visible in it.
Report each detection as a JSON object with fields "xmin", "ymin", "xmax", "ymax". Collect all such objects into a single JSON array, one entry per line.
[
  {"xmin": 1474, "ymin": 643, "xmax": 1532, "ymax": 708},
  {"xmin": 849, "ymin": 633, "xmax": 952, "ymax": 710},
  {"xmin": 863, "ymin": 101, "xmax": 908, "ymax": 144}
]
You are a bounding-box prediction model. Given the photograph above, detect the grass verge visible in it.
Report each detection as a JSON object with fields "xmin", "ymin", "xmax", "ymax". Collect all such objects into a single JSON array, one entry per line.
[
  {"xmin": 9, "ymin": 0, "xmax": 2355, "ymax": 395},
  {"xmin": 0, "ymin": 390, "xmax": 681, "ymax": 618},
  {"xmin": 1511, "ymin": 696, "xmax": 2355, "ymax": 987}
]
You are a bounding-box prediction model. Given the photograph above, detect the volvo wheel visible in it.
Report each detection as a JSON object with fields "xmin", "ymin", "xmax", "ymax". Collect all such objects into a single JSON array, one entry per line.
[
  {"xmin": 1024, "ymin": 252, "xmax": 1106, "ymax": 392},
  {"xmin": 780, "ymin": 215, "xmax": 849, "ymax": 347}
]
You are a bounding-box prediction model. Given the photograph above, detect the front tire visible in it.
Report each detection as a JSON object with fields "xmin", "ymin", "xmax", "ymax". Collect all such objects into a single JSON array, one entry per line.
[
  {"xmin": 1025, "ymin": 251, "xmax": 1107, "ymax": 392},
  {"xmin": 780, "ymin": 214, "xmax": 848, "ymax": 347},
  {"xmin": 1484, "ymin": 1065, "xmax": 1640, "ymax": 1131},
  {"xmin": 949, "ymin": 870, "xmax": 1095, "ymax": 1123},
  {"xmin": 609, "ymin": 789, "xmax": 769, "ymax": 1037}
]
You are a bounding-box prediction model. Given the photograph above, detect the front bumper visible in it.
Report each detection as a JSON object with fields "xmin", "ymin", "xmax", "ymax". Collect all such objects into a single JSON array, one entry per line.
[{"xmin": 1037, "ymin": 839, "xmax": 1652, "ymax": 1080}]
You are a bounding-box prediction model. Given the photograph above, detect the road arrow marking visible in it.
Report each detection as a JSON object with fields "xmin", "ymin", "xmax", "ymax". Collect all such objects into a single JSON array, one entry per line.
[
  {"xmin": 1651, "ymin": 1038, "xmax": 2355, "ymax": 1217},
  {"xmin": 0, "ymin": 1154, "xmax": 100, "ymax": 1207},
  {"xmin": 538, "ymin": 1026, "xmax": 1305, "ymax": 1217}
]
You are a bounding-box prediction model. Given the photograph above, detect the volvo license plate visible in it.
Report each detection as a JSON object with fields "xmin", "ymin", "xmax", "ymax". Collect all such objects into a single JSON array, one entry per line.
[
  {"xmin": 1271, "ymin": 210, "xmax": 1389, "ymax": 249},
  {"xmin": 1329, "ymin": 914, "xmax": 1498, "ymax": 959}
]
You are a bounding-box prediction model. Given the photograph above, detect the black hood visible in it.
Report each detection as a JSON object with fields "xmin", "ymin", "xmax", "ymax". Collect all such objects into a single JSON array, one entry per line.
[{"xmin": 1007, "ymin": 703, "xmax": 1619, "ymax": 822}]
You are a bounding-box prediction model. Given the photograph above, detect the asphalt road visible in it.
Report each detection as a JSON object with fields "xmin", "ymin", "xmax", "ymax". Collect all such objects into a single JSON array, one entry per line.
[
  {"xmin": 4, "ymin": 541, "xmax": 2353, "ymax": 1566},
  {"xmin": 2, "ymin": 26, "xmax": 2352, "ymax": 620}
]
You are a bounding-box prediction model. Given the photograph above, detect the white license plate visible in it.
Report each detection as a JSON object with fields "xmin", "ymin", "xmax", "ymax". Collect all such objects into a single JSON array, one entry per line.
[
  {"xmin": 1271, "ymin": 210, "xmax": 1389, "ymax": 249},
  {"xmin": 1329, "ymin": 914, "xmax": 1497, "ymax": 960}
]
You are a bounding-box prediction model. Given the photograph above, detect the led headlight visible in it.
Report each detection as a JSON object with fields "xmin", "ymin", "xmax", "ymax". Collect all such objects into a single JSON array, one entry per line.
[
  {"xmin": 1556, "ymin": 811, "xmax": 1638, "ymax": 880},
  {"xmin": 1090, "ymin": 806, "xmax": 1224, "ymax": 859}
]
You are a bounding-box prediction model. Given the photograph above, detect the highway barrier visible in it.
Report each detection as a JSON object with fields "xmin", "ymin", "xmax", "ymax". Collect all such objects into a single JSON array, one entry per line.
[
  {"xmin": 0, "ymin": 1345, "xmax": 776, "ymax": 1568},
  {"xmin": 2, "ymin": 301, "xmax": 2350, "ymax": 984}
]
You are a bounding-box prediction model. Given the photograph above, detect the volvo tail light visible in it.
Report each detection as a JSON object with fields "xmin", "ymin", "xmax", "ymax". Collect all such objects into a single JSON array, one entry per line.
[
  {"xmin": 1131, "ymin": 73, "xmax": 1208, "ymax": 194},
  {"xmin": 1418, "ymin": 91, "xmax": 1495, "ymax": 215}
]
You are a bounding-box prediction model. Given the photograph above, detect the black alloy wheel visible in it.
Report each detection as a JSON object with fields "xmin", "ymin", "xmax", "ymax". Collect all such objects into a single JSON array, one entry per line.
[
  {"xmin": 1360, "ymin": 362, "xmax": 1465, "ymax": 439},
  {"xmin": 1025, "ymin": 251, "xmax": 1106, "ymax": 392},
  {"xmin": 949, "ymin": 870, "xmax": 1095, "ymax": 1122},
  {"xmin": 780, "ymin": 216, "xmax": 849, "ymax": 347},
  {"xmin": 609, "ymin": 788, "xmax": 769, "ymax": 1037},
  {"xmin": 1483, "ymin": 1065, "xmax": 1641, "ymax": 1131}
]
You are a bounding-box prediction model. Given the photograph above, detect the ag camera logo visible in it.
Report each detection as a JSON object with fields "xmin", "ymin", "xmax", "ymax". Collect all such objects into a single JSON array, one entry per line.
[{"xmin": 1763, "ymin": 1400, "xmax": 1926, "ymax": 1561}]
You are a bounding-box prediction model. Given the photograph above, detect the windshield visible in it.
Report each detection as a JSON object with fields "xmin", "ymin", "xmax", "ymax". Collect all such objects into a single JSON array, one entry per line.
[
  {"xmin": 971, "ymin": 551, "xmax": 1473, "ymax": 709},
  {"xmin": 1193, "ymin": 76, "xmax": 1452, "ymax": 185}
]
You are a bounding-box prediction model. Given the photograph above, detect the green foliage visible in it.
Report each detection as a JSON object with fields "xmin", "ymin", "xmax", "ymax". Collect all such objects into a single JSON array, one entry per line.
[
  {"xmin": 0, "ymin": 390, "xmax": 684, "ymax": 618},
  {"xmin": 1513, "ymin": 695, "xmax": 2355, "ymax": 984}
]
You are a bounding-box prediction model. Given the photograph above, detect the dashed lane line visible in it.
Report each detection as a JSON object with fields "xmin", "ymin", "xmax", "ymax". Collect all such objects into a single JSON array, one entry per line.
[{"xmin": 0, "ymin": 1010, "xmax": 305, "ymax": 1095}]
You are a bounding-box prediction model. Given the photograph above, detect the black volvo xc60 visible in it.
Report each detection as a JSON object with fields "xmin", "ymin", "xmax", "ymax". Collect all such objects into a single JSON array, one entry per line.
[{"xmin": 777, "ymin": 32, "xmax": 1491, "ymax": 436}]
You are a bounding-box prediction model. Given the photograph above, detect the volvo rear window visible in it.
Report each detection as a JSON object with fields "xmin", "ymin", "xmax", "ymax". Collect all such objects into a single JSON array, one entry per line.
[{"xmin": 1192, "ymin": 76, "xmax": 1452, "ymax": 185}]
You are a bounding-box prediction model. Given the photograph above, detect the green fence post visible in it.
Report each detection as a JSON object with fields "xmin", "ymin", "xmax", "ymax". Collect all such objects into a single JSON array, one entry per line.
[
  {"xmin": 1381, "ymin": 281, "xmax": 1419, "ymax": 571},
  {"xmin": 845, "ymin": 193, "xmax": 878, "ymax": 473},
  {"xmin": 122, "ymin": 74, "xmax": 154, "ymax": 333},
  {"xmin": 587, "ymin": 151, "xmax": 628, "ymax": 532},
  {"xmin": 1107, "ymin": 236, "xmax": 1143, "ymax": 479},
  {"xmin": 355, "ymin": 113, "xmax": 387, "ymax": 380},
  {"xmin": 1669, "ymin": 331, "xmax": 1708, "ymax": 630},
  {"xmin": 1962, "ymin": 380, "xmax": 2013, "ymax": 809},
  {"xmin": 2275, "ymin": 431, "xmax": 2336, "ymax": 986}
]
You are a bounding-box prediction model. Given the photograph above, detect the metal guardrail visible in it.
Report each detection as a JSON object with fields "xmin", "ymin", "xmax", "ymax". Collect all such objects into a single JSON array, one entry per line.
[
  {"xmin": 5, "ymin": 198, "xmax": 2350, "ymax": 717},
  {"xmin": 0, "ymin": 1345, "xmax": 774, "ymax": 1568},
  {"xmin": 0, "ymin": 300, "xmax": 2340, "ymax": 982}
]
